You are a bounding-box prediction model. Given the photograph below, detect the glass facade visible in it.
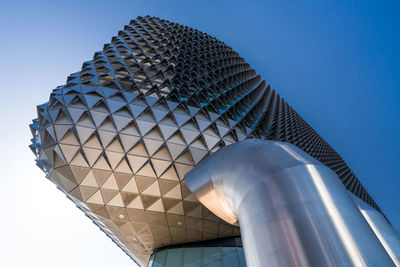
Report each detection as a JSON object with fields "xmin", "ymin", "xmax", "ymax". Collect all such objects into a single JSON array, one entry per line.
[
  {"xmin": 148, "ymin": 246, "xmax": 246, "ymax": 267},
  {"xmin": 147, "ymin": 237, "xmax": 246, "ymax": 267}
]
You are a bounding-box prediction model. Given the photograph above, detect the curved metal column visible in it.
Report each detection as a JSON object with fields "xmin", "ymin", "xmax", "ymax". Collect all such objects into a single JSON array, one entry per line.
[
  {"xmin": 185, "ymin": 139, "xmax": 394, "ymax": 267},
  {"xmin": 351, "ymin": 193, "xmax": 400, "ymax": 266}
]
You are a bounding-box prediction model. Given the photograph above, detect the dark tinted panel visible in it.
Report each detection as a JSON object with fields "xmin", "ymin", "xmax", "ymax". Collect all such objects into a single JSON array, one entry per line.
[
  {"xmin": 152, "ymin": 249, "xmax": 166, "ymax": 267},
  {"xmin": 221, "ymin": 247, "xmax": 239, "ymax": 267},
  {"xmin": 165, "ymin": 248, "xmax": 183, "ymax": 267},
  {"xmin": 183, "ymin": 247, "xmax": 202, "ymax": 267},
  {"xmin": 237, "ymin": 247, "xmax": 246, "ymax": 267},
  {"xmin": 203, "ymin": 247, "xmax": 221, "ymax": 267}
]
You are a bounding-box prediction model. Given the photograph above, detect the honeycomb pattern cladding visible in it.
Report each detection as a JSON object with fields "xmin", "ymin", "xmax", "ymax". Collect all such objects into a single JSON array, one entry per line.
[{"xmin": 29, "ymin": 15, "xmax": 383, "ymax": 266}]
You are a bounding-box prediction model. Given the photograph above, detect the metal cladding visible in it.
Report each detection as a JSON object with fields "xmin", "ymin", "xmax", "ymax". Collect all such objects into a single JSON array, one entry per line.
[
  {"xmin": 29, "ymin": 15, "xmax": 383, "ymax": 265},
  {"xmin": 351, "ymin": 193, "xmax": 400, "ymax": 265},
  {"xmin": 185, "ymin": 139, "xmax": 394, "ymax": 267}
]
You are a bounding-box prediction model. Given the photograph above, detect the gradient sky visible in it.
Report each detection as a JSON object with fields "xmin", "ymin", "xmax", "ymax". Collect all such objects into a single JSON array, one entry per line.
[{"xmin": 1, "ymin": 0, "xmax": 399, "ymax": 266}]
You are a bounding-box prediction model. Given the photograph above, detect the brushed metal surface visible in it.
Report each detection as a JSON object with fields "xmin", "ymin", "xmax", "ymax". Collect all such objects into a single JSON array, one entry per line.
[
  {"xmin": 185, "ymin": 139, "xmax": 394, "ymax": 266},
  {"xmin": 351, "ymin": 193, "xmax": 400, "ymax": 266}
]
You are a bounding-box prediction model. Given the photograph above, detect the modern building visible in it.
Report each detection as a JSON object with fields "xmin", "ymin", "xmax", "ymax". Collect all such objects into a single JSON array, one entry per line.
[{"xmin": 30, "ymin": 16, "xmax": 400, "ymax": 266}]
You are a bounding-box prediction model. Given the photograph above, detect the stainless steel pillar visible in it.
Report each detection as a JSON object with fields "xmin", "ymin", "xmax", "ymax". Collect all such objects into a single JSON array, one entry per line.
[
  {"xmin": 351, "ymin": 193, "xmax": 400, "ymax": 266},
  {"xmin": 185, "ymin": 139, "xmax": 394, "ymax": 267}
]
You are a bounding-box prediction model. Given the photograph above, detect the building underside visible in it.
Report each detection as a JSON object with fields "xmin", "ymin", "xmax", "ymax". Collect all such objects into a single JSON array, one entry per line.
[{"xmin": 29, "ymin": 16, "xmax": 397, "ymax": 266}]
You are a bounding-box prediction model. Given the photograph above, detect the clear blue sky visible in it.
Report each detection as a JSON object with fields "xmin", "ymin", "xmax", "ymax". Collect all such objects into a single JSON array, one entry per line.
[{"xmin": 0, "ymin": 0, "xmax": 399, "ymax": 266}]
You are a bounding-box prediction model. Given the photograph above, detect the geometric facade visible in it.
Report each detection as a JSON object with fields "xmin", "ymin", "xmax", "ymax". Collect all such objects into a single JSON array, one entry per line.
[{"xmin": 29, "ymin": 15, "xmax": 384, "ymax": 266}]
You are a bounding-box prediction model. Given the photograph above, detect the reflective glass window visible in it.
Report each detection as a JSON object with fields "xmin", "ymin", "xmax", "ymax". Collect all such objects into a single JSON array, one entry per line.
[
  {"xmin": 183, "ymin": 247, "xmax": 202, "ymax": 267},
  {"xmin": 148, "ymin": 253, "xmax": 155, "ymax": 267},
  {"xmin": 165, "ymin": 248, "xmax": 183, "ymax": 267},
  {"xmin": 152, "ymin": 250, "xmax": 166, "ymax": 267},
  {"xmin": 203, "ymin": 247, "xmax": 221, "ymax": 267},
  {"xmin": 237, "ymin": 247, "xmax": 246, "ymax": 267},
  {"xmin": 148, "ymin": 244, "xmax": 246, "ymax": 267},
  {"xmin": 221, "ymin": 247, "xmax": 239, "ymax": 267}
]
